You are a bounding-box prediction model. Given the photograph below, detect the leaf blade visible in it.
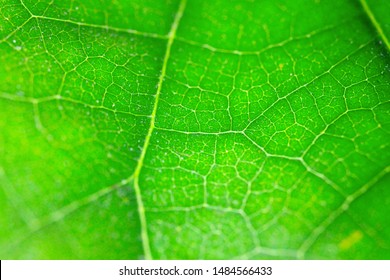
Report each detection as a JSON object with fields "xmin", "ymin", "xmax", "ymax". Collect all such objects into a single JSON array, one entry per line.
[{"xmin": 1, "ymin": 0, "xmax": 389, "ymax": 259}]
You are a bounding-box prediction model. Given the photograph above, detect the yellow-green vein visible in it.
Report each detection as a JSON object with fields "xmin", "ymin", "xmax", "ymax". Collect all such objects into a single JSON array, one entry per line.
[
  {"xmin": 360, "ymin": 0, "xmax": 390, "ymax": 50},
  {"xmin": 132, "ymin": 0, "xmax": 187, "ymax": 260}
]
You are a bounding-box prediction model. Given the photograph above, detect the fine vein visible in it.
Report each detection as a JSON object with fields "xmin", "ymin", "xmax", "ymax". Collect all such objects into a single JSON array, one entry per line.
[{"xmin": 132, "ymin": 0, "xmax": 187, "ymax": 260}]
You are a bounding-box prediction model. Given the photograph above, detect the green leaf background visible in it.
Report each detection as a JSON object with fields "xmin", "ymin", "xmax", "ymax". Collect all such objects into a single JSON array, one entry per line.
[{"xmin": 0, "ymin": 0, "xmax": 389, "ymax": 259}]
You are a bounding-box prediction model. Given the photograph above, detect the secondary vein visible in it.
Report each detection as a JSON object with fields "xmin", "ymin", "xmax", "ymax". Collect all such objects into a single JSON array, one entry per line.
[
  {"xmin": 359, "ymin": 0, "xmax": 390, "ymax": 50},
  {"xmin": 132, "ymin": 0, "xmax": 187, "ymax": 260}
]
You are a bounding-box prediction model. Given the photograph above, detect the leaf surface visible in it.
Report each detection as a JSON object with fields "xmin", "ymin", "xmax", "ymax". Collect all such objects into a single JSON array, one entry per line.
[{"xmin": 0, "ymin": 0, "xmax": 389, "ymax": 259}]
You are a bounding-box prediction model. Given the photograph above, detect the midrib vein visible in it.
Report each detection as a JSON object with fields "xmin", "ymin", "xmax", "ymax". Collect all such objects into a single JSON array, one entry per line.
[
  {"xmin": 359, "ymin": 0, "xmax": 390, "ymax": 50},
  {"xmin": 132, "ymin": 0, "xmax": 187, "ymax": 260}
]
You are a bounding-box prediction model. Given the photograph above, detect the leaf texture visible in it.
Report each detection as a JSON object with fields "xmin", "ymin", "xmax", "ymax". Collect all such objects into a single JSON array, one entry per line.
[{"xmin": 0, "ymin": 0, "xmax": 389, "ymax": 259}]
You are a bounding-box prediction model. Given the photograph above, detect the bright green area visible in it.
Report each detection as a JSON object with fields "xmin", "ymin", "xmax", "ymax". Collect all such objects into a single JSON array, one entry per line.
[{"xmin": 0, "ymin": 0, "xmax": 389, "ymax": 259}]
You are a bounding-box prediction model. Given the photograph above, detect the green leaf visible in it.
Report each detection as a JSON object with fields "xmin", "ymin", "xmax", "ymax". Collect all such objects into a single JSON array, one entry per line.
[{"xmin": 1, "ymin": 0, "xmax": 389, "ymax": 259}]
